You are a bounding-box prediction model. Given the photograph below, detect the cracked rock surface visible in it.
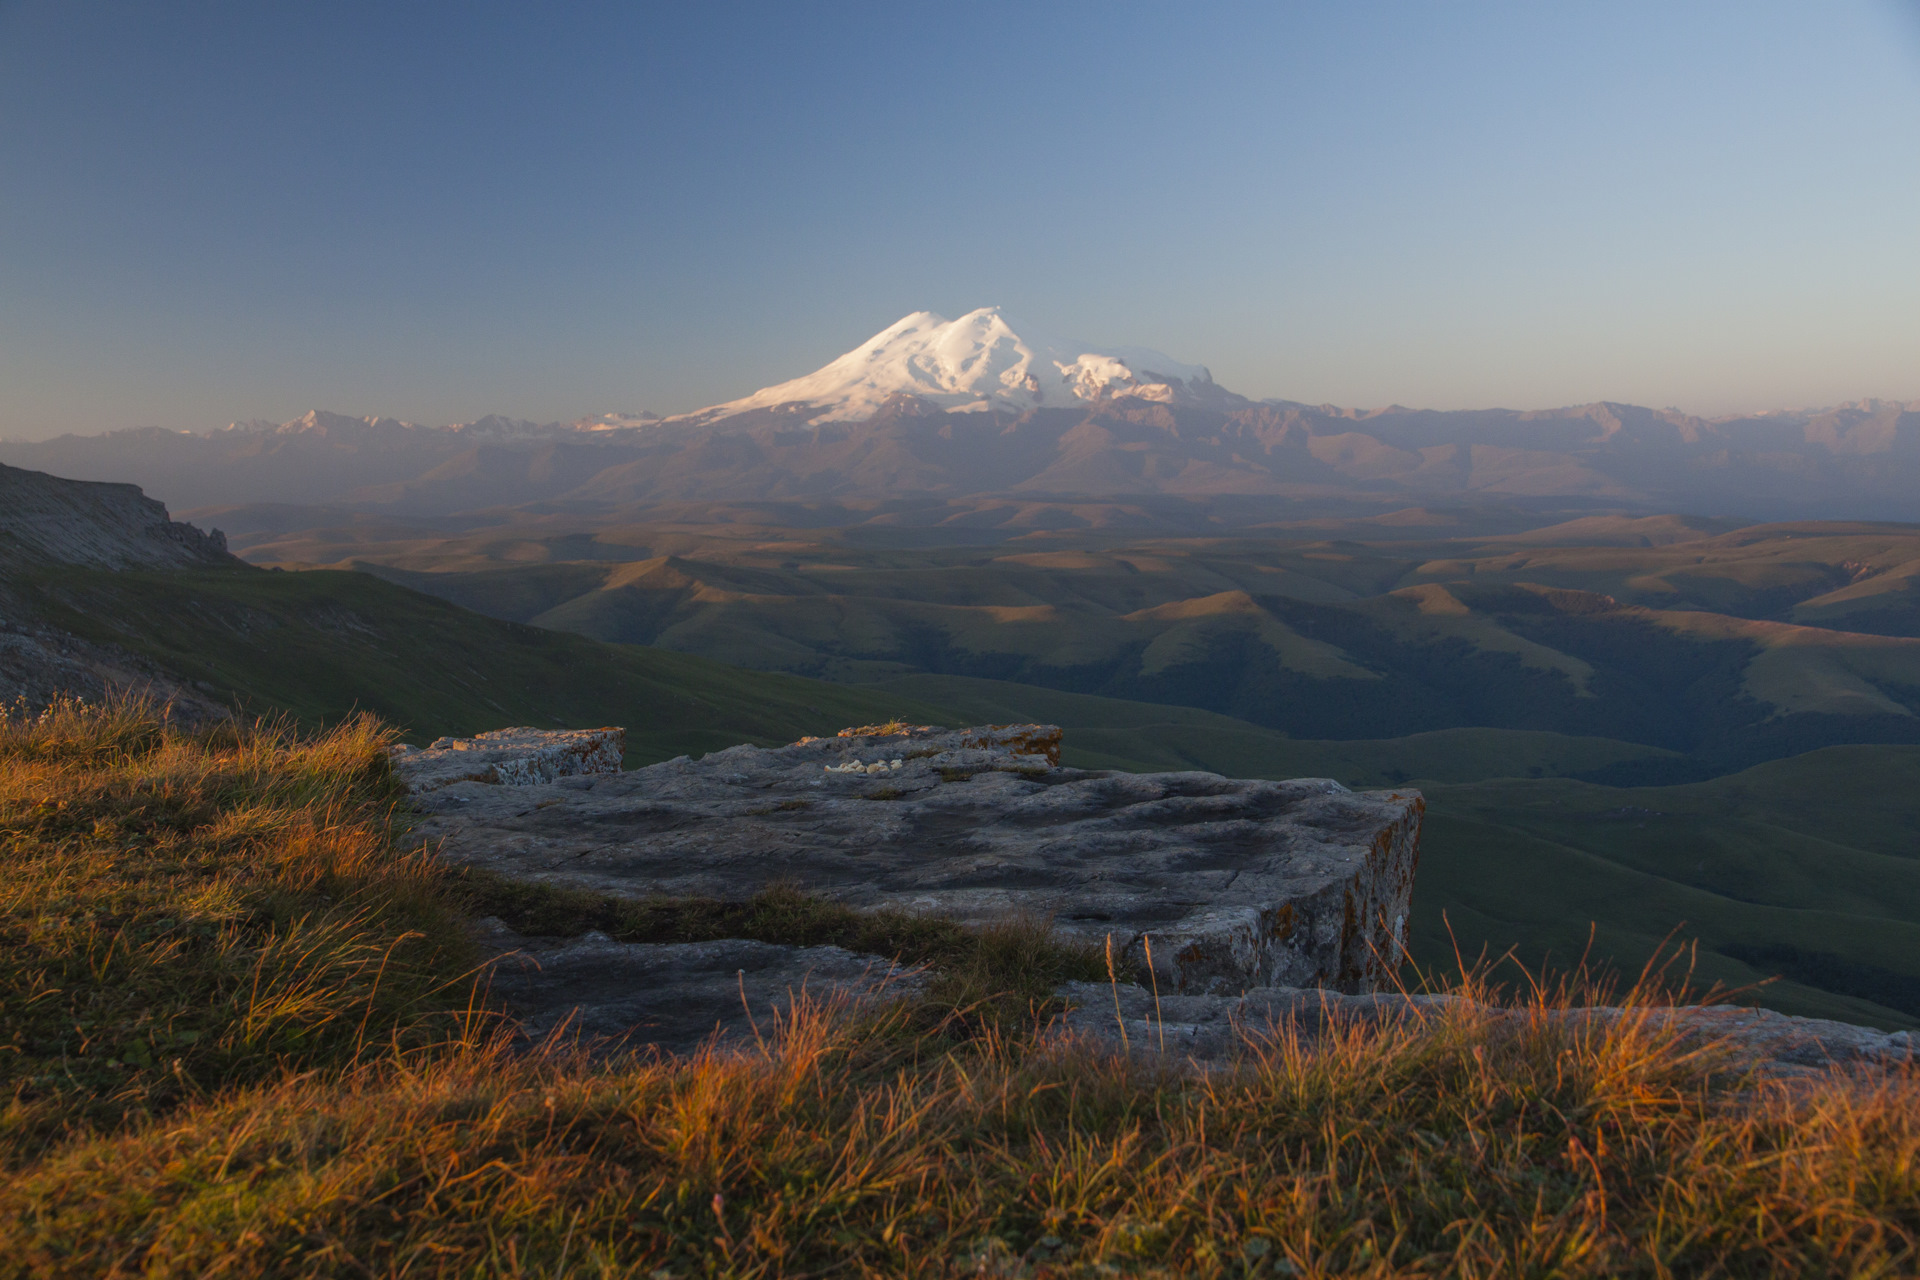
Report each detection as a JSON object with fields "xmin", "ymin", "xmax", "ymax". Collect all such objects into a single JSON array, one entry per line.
[
  {"xmin": 399, "ymin": 723, "xmax": 1426, "ymax": 996},
  {"xmin": 391, "ymin": 726, "xmax": 625, "ymax": 792},
  {"xmin": 471, "ymin": 918, "xmax": 923, "ymax": 1054},
  {"xmin": 403, "ymin": 725, "xmax": 1913, "ymax": 1074}
]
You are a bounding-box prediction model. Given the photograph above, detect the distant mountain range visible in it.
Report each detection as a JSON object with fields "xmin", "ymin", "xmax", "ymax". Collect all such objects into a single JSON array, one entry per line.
[{"xmin": 5, "ymin": 307, "xmax": 1918, "ymax": 520}]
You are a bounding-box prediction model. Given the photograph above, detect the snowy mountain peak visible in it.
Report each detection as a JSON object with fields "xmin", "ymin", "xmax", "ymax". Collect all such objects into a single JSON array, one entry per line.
[{"xmin": 677, "ymin": 307, "xmax": 1239, "ymax": 424}]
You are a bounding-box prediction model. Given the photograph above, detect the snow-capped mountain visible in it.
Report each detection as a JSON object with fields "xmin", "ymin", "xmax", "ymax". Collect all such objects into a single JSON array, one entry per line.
[
  {"xmin": 6, "ymin": 307, "xmax": 1920, "ymax": 519},
  {"xmin": 675, "ymin": 307, "xmax": 1243, "ymax": 424}
]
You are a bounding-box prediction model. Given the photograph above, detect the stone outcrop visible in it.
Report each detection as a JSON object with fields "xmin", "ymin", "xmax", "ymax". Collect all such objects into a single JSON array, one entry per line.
[
  {"xmin": 1053, "ymin": 981, "xmax": 1916, "ymax": 1078},
  {"xmin": 391, "ymin": 726, "xmax": 626, "ymax": 792},
  {"xmin": 395, "ymin": 723, "xmax": 1425, "ymax": 996},
  {"xmin": 472, "ymin": 917, "xmax": 922, "ymax": 1054},
  {"xmin": 399, "ymin": 724, "xmax": 1919, "ymax": 1076},
  {"xmin": 0, "ymin": 615, "xmax": 231, "ymax": 723}
]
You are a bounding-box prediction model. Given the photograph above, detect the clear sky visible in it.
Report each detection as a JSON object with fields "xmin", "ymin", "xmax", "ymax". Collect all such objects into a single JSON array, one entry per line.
[{"xmin": 2, "ymin": 0, "xmax": 1917, "ymax": 439}]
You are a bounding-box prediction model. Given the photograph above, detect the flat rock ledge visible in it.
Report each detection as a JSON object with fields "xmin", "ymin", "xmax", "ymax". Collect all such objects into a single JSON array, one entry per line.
[
  {"xmin": 471, "ymin": 918, "xmax": 923, "ymax": 1055},
  {"xmin": 391, "ymin": 726, "xmax": 626, "ymax": 792},
  {"xmin": 396, "ymin": 723, "xmax": 1425, "ymax": 996},
  {"xmin": 1054, "ymin": 982, "xmax": 1917, "ymax": 1079}
]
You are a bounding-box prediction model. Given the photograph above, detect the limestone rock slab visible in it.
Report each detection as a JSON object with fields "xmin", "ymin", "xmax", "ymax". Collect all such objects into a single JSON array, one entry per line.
[
  {"xmin": 474, "ymin": 919, "xmax": 922, "ymax": 1054},
  {"xmin": 391, "ymin": 726, "xmax": 625, "ymax": 792},
  {"xmin": 404, "ymin": 723, "xmax": 1425, "ymax": 996},
  {"xmin": 1054, "ymin": 980, "xmax": 1917, "ymax": 1078}
]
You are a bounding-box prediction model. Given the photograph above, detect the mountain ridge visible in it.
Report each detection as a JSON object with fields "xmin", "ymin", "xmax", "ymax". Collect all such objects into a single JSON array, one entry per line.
[{"xmin": 5, "ymin": 311, "xmax": 1920, "ymax": 518}]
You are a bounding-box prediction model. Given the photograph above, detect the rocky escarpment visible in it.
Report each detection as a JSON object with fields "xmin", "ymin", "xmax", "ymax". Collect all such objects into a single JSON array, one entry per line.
[
  {"xmin": 391, "ymin": 726, "xmax": 628, "ymax": 791},
  {"xmin": 471, "ymin": 919, "xmax": 925, "ymax": 1054},
  {"xmin": 398, "ymin": 722, "xmax": 1425, "ymax": 996},
  {"xmin": 0, "ymin": 462, "xmax": 234, "ymax": 571},
  {"xmin": 0, "ymin": 463, "xmax": 238, "ymax": 717}
]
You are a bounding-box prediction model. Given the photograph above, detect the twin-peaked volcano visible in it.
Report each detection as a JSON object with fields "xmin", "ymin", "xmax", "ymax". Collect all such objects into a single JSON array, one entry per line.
[{"xmin": 673, "ymin": 307, "xmax": 1243, "ymax": 423}]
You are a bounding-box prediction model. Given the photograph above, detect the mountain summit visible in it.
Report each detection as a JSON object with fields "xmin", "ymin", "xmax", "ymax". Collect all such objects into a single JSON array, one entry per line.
[{"xmin": 675, "ymin": 307, "xmax": 1240, "ymax": 424}]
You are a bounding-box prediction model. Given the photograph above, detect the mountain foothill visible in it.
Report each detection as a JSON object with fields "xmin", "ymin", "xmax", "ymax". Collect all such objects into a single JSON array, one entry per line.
[{"xmin": 4, "ymin": 308, "xmax": 1919, "ymax": 1031}]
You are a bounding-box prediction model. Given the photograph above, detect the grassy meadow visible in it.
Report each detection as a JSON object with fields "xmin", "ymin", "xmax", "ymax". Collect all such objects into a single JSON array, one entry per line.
[
  {"xmin": 5, "ymin": 699, "xmax": 1919, "ymax": 1277},
  {"xmin": 1409, "ymin": 747, "xmax": 1920, "ymax": 1031}
]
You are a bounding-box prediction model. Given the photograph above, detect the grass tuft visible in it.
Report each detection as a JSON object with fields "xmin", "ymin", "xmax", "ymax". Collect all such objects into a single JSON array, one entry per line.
[{"xmin": 7, "ymin": 981, "xmax": 1918, "ymax": 1276}]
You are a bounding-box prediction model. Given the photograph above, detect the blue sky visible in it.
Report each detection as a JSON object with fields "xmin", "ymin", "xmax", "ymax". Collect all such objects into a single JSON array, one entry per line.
[{"xmin": 2, "ymin": 0, "xmax": 1917, "ymax": 438}]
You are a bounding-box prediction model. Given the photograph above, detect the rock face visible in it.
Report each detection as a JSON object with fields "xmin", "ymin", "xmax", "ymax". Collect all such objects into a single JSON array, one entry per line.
[
  {"xmin": 0, "ymin": 462, "xmax": 241, "ymax": 716},
  {"xmin": 1054, "ymin": 981, "xmax": 1917, "ymax": 1078},
  {"xmin": 395, "ymin": 723, "xmax": 1425, "ymax": 996}
]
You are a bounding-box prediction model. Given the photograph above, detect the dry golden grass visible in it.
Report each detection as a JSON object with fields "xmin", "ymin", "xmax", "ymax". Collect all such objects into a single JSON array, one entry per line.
[
  {"xmin": 2, "ymin": 700, "xmax": 1917, "ymax": 1276},
  {"xmin": 0, "ymin": 695, "xmax": 477, "ymax": 1157},
  {"xmin": 6, "ymin": 991, "xmax": 1918, "ymax": 1277}
]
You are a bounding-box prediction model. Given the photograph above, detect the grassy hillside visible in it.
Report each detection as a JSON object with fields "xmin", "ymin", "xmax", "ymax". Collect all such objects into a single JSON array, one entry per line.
[
  {"xmin": 868, "ymin": 671, "xmax": 1675, "ymax": 783},
  {"xmin": 4, "ymin": 565, "xmax": 951, "ymax": 765},
  {"xmin": 1412, "ymin": 746, "xmax": 1920, "ymax": 1029}
]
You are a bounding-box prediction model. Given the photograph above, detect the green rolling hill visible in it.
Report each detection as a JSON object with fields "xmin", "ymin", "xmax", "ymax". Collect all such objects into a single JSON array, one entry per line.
[
  {"xmin": 3, "ymin": 565, "xmax": 951, "ymax": 765},
  {"xmin": 1409, "ymin": 748, "xmax": 1920, "ymax": 1029},
  {"xmin": 272, "ymin": 520, "xmax": 1920, "ymax": 781}
]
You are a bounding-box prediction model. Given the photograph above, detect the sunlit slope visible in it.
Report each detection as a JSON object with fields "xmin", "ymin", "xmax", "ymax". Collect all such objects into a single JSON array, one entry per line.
[
  {"xmin": 1412, "ymin": 745, "xmax": 1920, "ymax": 1029},
  {"xmin": 281, "ymin": 517, "xmax": 1920, "ymax": 627},
  {"xmin": 1404, "ymin": 521, "xmax": 1920, "ymax": 633},
  {"xmin": 5, "ymin": 567, "xmax": 953, "ymax": 763},
  {"xmin": 311, "ymin": 524, "xmax": 1920, "ymax": 775},
  {"xmin": 523, "ymin": 565, "xmax": 1920, "ymax": 769},
  {"xmin": 868, "ymin": 672, "xmax": 1673, "ymax": 783}
]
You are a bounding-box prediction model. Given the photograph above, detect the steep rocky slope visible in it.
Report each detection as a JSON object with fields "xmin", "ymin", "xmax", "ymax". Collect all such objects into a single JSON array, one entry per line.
[
  {"xmin": 0, "ymin": 462, "xmax": 234, "ymax": 571},
  {"xmin": 0, "ymin": 463, "xmax": 236, "ymax": 716}
]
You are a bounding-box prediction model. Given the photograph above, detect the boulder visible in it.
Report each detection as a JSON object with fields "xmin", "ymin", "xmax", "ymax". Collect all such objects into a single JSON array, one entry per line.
[{"xmin": 397, "ymin": 723, "xmax": 1424, "ymax": 996}]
